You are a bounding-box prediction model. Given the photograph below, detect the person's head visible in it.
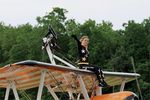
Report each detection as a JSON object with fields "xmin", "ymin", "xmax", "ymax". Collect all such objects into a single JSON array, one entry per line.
[{"xmin": 80, "ymin": 36, "xmax": 89, "ymax": 48}]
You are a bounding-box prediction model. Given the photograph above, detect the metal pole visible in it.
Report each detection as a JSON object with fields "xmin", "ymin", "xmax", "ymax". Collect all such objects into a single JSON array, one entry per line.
[
  {"xmin": 68, "ymin": 89, "xmax": 74, "ymax": 100},
  {"xmin": 46, "ymin": 44, "xmax": 56, "ymax": 64},
  {"xmin": 53, "ymin": 55, "xmax": 76, "ymax": 68},
  {"xmin": 77, "ymin": 75, "xmax": 90, "ymax": 100},
  {"xmin": 120, "ymin": 79, "xmax": 126, "ymax": 91},
  {"xmin": 11, "ymin": 82, "xmax": 20, "ymax": 100},
  {"xmin": 37, "ymin": 70, "xmax": 46, "ymax": 100},
  {"xmin": 131, "ymin": 57, "xmax": 143, "ymax": 100},
  {"xmin": 4, "ymin": 84, "xmax": 11, "ymax": 100},
  {"xmin": 77, "ymin": 93, "xmax": 81, "ymax": 100}
]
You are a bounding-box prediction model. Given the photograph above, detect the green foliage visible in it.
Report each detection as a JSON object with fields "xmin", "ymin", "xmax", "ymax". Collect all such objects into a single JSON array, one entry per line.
[
  {"xmin": 0, "ymin": 8, "xmax": 150, "ymax": 100},
  {"xmin": 36, "ymin": 7, "xmax": 67, "ymax": 33}
]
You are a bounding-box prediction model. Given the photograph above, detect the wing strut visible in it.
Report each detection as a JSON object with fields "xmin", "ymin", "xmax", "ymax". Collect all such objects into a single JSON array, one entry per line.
[
  {"xmin": 37, "ymin": 70, "xmax": 47, "ymax": 100},
  {"xmin": 4, "ymin": 83, "xmax": 11, "ymax": 100},
  {"xmin": 77, "ymin": 75, "xmax": 90, "ymax": 100},
  {"xmin": 5, "ymin": 81, "xmax": 20, "ymax": 100},
  {"xmin": 120, "ymin": 79, "xmax": 126, "ymax": 91}
]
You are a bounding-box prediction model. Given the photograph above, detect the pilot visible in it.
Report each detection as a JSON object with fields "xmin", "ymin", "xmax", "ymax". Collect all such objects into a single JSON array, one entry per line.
[{"xmin": 71, "ymin": 35, "xmax": 108, "ymax": 87}]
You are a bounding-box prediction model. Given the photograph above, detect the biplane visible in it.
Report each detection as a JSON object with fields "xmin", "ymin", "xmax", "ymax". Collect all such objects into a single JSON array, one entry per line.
[{"xmin": 0, "ymin": 27, "xmax": 140, "ymax": 100}]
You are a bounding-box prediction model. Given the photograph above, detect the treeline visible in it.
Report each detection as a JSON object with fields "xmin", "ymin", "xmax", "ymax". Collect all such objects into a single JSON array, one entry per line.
[{"xmin": 0, "ymin": 7, "xmax": 150, "ymax": 100}]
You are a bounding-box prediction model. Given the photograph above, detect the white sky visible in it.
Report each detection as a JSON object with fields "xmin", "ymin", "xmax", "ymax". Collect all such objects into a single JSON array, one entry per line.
[{"xmin": 0, "ymin": 0, "xmax": 149, "ymax": 29}]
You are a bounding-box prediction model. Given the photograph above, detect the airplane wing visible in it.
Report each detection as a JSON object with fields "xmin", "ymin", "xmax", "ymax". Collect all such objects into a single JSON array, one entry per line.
[{"xmin": 0, "ymin": 60, "xmax": 140, "ymax": 93}]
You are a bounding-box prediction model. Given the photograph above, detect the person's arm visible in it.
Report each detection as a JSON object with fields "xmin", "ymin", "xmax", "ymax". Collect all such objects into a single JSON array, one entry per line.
[
  {"xmin": 71, "ymin": 35, "xmax": 82, "ymax": 55},
  {"xmin": 71, "ymin": 35, "xmax": 80, "ymax": 44},
  {"xmin": 71, "ymin": 35, "xmax": 82, "ymax": 48}
]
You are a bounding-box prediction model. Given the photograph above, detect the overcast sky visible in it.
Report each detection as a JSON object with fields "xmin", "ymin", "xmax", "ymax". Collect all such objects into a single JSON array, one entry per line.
[{"xmin": 0, "ymin": 0, "xmax": 149, "ymax": 29}]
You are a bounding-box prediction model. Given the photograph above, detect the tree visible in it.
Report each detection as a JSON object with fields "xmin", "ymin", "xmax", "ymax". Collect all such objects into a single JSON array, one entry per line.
[{"xmin": 36, "ymin": 7, "xmax": 67, "ymax": 34}]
